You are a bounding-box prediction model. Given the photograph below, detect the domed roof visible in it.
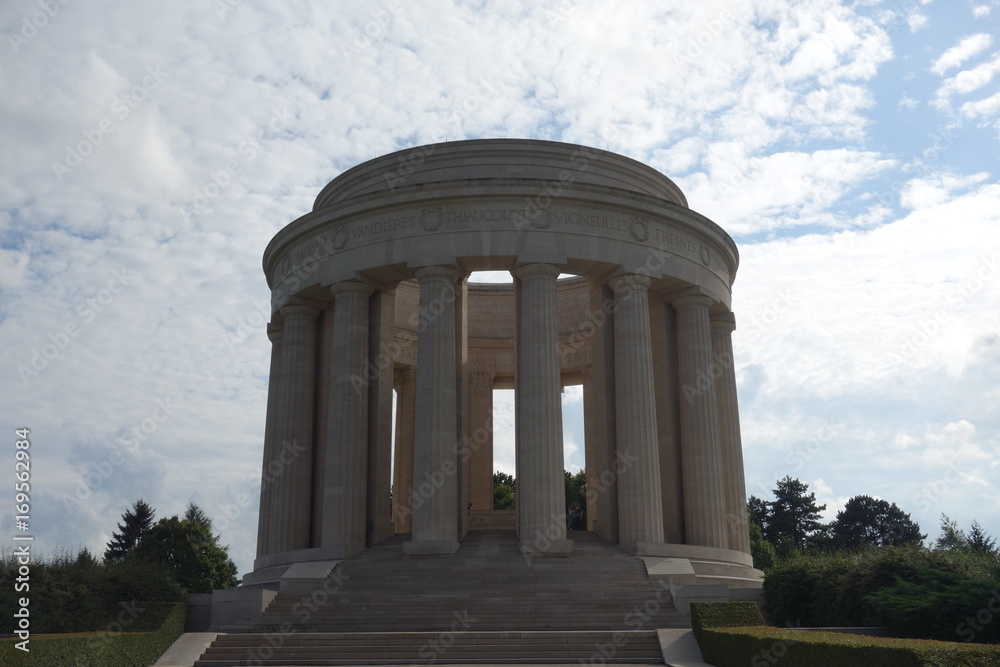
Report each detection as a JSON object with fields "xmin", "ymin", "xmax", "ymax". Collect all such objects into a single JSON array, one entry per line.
[{"xmin": 313, "ymin": 138, "xmax": 688, "ymax": 211}]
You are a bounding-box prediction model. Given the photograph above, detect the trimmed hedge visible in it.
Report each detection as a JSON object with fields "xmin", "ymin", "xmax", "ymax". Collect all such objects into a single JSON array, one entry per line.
[
  {"xmin": 696, "ymin": 626, "xmax": 1000, "ymax": 667},
  {"xmin": 763, "ymin": 546, "xmax": 1000, "ymax": 634},
  {"xmin": 0, "ymin": 601, "xmax": 185, "ymax": 667}
]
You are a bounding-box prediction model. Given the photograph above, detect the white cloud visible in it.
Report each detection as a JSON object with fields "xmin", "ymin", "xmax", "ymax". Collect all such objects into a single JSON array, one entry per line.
[
  {"xmin": 960, "ymin": 90, "xmax": 1000, "ymax": 119},
  {"xmin": 933, "ymin": 51, "xmax": 1000, "ymax": 110},
  {"xmin": 973, "ymin": 5, "xmax": 991, "ymax": 19},
  {"xmin": 930, "ymin": 34, "xmax": 993, "ymax": 75},
  {"xmin": 1, "ymin": 0, "xmax": 998, "ymax": 576}
]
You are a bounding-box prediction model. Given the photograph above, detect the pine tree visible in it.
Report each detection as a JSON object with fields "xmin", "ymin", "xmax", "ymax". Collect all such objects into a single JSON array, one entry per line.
[
  {"xmin": 767, "ymin": 476, "xmax": 826, "ymax": 551},
  {"xmin": 966, "ymin": 520, "xmax": 997, "ymax": 555},
  {"xmin": 935, "ymin": 513, "xmax": 968, "ymax": 551},
  {"xmin": 104, "ymin": 499, "xmax": 155, "ymax": 562}
]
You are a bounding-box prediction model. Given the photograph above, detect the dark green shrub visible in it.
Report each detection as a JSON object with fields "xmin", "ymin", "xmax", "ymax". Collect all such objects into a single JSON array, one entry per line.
[
  {"xmin": 764, "ymin": 546, "xmax": 1000, "ymax": 630},
  {"xmin": 0, "ymin": 602, "xmax": 186, "ymax": 667},
  {"xmin": 695, "ymin": 626, "xmax": 1000, "ymax": 667},
  {"xmin": 868, "ymin": 567, "xmax": 1000, "ymax": 644}
]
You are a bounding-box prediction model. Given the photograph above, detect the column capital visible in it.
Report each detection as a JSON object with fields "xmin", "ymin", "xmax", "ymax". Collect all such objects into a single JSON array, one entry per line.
[
  {"xmin": 469, "ymin": 371, "xmax": 495, "ymax": 398},
  {"xmin": 279, "ymin": 303, "xmax": 320, "ymax": 318},
  {"xmin": 671, "ymin": 294, "xmax": 714, "ymax": 310},
  {"xmin": 414, "ymin": 265, "xmax": 460, "ymax": 282},
  {"xmin": 330, "ymin": 280, "xmax": 374, "ymax": 299},
  {"xmin": 515, "ymin": 262, "xmax": 561, "ymax": 280},
  {"xmin": 710, "ymin": 311, "xmax": 737, "ymax": 333},
  {"xmin": 609, "ymin": 273, "xmax": 652, "ymax": 291},
  {"xmin": 267, "ymin": 323, "xmax": 284, "ymax": 342}
]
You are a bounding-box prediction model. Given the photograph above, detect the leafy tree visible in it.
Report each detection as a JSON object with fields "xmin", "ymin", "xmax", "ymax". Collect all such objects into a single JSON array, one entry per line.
[
  {"xmin": 565, "ymin": 469, "xmax": 587, "ymax": 530},
  {"xmin": 767, "ymin": 476, "xmax": 826, "ymax": 552},
  {"xmin": 565, "ymin": 469, "xmax": 586, "ymax": 508},
  {"xmin": 134, "ymin": 514, "xmax": 238, "ymax": 593},
  {"xmin": 493, "ymin": 471, "xmax": 515, "ymax": 510},
  {"xmin": 966, "ymin": 520, "xmax": 998, "ymax": 556},
  {"xmin": 748, "ymin": 520, "xmax": 777, "ymax": 572},
  {"xmin": 832, "ymin": 495, "xmax": 926, "ymax": 549},
  {"xmin": 104, "ymin": 499, "xmax": 155, "ymax": 563},
  {"xmin": 935, "ymin": 513, "xmax": 968, "ymax": 551}
]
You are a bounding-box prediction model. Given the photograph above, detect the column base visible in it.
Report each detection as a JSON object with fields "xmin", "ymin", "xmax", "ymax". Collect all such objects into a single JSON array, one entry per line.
[
  {"xmin": 519, "ymin": 539, "xmax": 574, "ymax": 555},
  {"xmin": 403, "ymin": 539, "xmax": 459, "ymax": 555}
]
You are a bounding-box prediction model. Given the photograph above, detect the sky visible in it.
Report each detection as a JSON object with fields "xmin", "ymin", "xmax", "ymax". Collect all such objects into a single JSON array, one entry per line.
[{"xmin": 1, "ymin": 0, "xmax": 998, "ymax": 577}]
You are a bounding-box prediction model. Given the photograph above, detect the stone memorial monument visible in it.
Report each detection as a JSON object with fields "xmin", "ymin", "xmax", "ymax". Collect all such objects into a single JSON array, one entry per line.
[{"xmin": 243, "ymin": 138, "xmax": 759, "ymax": 591}]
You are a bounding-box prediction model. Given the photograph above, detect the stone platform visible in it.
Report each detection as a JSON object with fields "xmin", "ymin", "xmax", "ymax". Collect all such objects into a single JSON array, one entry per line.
[{"xmin": 191, "ymin": 530, "xmax": 757, "ymax": 665}]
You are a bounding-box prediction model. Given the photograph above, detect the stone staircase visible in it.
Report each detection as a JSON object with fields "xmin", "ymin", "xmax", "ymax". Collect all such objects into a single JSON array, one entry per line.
[{"xmin": 196, "ymin": 530, "xmax": 684, "ymax": 665}]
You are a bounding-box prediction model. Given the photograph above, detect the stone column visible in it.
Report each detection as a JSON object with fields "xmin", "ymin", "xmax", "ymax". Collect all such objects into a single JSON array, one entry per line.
[
  {"xmin": 366, "ymin": 287, "xmax": 396, "ymax": 547},
  {"xmin": 271, "ymin": 304, "xmax": 319, "ymax": 554},
  {"xmin": 321, "ymin": 281, "xmax": 373, "ymax": 558},
  {"xmin": 404, "ymin": 266, "xmax": 460, "ymax": 555},
  {"xmin": 586, "ymin": 280, "xmax": 619, "ymax": 543},
  {"xmin": 581, "ymin": 364, "xmax": 599, "ymax": 533},
  {"xmin": 256, "ymin": 323, "xmax": 282, "ymax": 558},
  {"xmin": 651, "ymin": 297, "xmax": 684, "ymax": 544},
  {"xmin": 673, "ymin": 295, "xmax": 728, "ymax": 548},
  {"xmin": 712, "ymin": 312, "xmax": 751, "ymax": 555},
  {"xmin": 610, "ymin": 274, "xmax": 664, "ymax": 552},
  {"xmin": 468, "ymin": 372, "xmax": 495, "ymax": 512},
  {"xmin": 515, "ymin": 263, "xmax": 572, "ymax": 554},
  {"xmin": 392, "ymin": 366, "xmax": 416, "ymax": 533}
]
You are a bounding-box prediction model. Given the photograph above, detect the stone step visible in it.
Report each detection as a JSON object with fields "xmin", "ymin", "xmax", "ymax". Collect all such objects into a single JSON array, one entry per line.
[{"xmin": 195, "ymin": 631, "xmax": 664, "ymax": 666}]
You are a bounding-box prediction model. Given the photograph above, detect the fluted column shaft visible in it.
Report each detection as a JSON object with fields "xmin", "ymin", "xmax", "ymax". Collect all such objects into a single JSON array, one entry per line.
[
  {"xmin": 406, "ymin": 266, "xmax": 460, "ymax": 554},
  {"xmin": 321, "ymin": 281, "xmax": 373, "ymax": 557},
  {"xmin": 611, "ymin": 274, "xmax": 664, "ymax": 549},
  {"xmin": 711, "ymin": 312, "xmax": 751, "ymax": 554},
  {"xmin": 674, "ymin": 295, "xmax": 727, "ymax": 548},
  {"xmin": 272, "ymin": 304, "xmax": 319, "ymax": 553},
  {"xmin": 257, "ymin": 324, "xmax": 283, "ymax": 558},
  {"xmin": 393, "ymin": 366, "xmax": 416, "ymax": 533},
  {"xmin": 468, "ymin": 372, "xmax": 495, "ymax": 511},
  {"xmin": 515, "ymin": 263, "xmax": 571, "ymax": 554}
]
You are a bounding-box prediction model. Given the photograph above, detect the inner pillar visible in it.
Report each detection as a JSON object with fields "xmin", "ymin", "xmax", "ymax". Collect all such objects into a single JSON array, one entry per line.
[
  {"xmin": 468, "ymin": 372, "xmax": 495, "ymax": 512},
  {"xmin": 515, "ymin": 263, "xmax": 572, "ymax": 555},
  {"xmin": 404, "ymin": 265, "xmax": 460, "ymax": 555},
  {"xmin": 392, "ymin": 366, "xmax": 416, "ymax": 534},
  {"xmin": 366, "ymin": 287, "xmax": 396, "ymax": 547}
]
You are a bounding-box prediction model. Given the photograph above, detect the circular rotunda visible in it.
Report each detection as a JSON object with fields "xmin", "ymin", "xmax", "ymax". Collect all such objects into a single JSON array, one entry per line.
[{"xmin": 247, "ymin": 138, "xmax": 759, "ymax": 589}]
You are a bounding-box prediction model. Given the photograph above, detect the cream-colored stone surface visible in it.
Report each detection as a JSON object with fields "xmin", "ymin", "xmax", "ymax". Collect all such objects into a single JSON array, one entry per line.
[
  {"xmin": 251, "ymin": 139, "xmax": 756, "ymax": 588},
  {"xmin": 321, "ymin": 281, "xmax": 372, "ymax": 557}
]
